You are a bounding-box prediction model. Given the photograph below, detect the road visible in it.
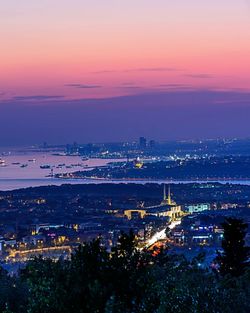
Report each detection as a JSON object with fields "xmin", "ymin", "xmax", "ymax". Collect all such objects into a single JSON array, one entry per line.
[
  {"xmin": 8, "ymin": 245, "xmax": 72, "ymax": 259},
  {"xmin": 145, "ymin": 220, "xmax": 181, "ymax": 248}
]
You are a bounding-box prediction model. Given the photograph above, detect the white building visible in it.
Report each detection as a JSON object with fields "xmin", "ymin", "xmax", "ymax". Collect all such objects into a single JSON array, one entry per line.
[{"xmin": 186, "ymin": 203, "xmax": 210, "ymax": 214}]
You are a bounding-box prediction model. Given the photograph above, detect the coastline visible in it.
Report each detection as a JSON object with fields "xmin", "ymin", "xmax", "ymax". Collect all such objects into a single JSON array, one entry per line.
[
  {"xmin": 56, "ymin": 175, "xmax": 250, "ymax": 183},
  {"xmin": 3, "ymin": 177, "xmax": 250, "ymax": 192}
]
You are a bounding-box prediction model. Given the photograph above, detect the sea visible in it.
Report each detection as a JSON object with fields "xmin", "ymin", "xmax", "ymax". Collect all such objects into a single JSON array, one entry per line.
[{"xmin": 1, "ymin": 147, "xmax": 250, "ymax": 191}]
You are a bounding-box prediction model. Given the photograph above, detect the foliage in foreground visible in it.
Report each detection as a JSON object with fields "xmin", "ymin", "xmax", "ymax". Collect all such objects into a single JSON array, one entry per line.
[{"xmin": 0, "ymin": 221, "xmax": 249, "ymax": 313}]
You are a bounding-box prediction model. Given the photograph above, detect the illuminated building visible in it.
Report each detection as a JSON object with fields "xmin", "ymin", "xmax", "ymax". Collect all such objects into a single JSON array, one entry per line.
[
  {"xmin": 124, "ymin": 185, "xmax": 183, "ymax": 221},
  {"xmin": 124, "ymin": 209, "xmax": 147, "ymax": 220},
  {"xmin": 30, "ymin": 223, "xmax": 64, "ymax": 235},
  {"xmin": 134, "ymin": 157, "xmax": 144, "ymax": 169},
  {"xmin": 186, "ymin": 203, "xmax": 210, "ymax": 214}
]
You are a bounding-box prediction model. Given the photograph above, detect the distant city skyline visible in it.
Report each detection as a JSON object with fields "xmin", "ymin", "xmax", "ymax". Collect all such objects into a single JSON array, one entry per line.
[{"xmin": 0, "ymin": 1, "xmax": 250, "ymax": 145}]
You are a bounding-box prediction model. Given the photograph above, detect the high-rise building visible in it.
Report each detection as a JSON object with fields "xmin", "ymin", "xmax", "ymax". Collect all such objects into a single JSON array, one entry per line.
[
  {"xmin": 139, "ymin": 137, "xmax": 147, "ymax": 148},
  {"xmin": 149, "ymin": 140, "xmax": 156, "ymax": 149}
]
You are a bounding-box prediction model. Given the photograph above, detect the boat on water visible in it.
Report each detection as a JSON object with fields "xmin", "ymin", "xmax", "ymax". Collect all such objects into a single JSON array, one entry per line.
[
  {"xmin": 28, "ymin": 159, "xmax": 36, "ymax": 162},
  {"xmin": 70, "ymin": 163, "xmax": 82, "ymax": 167},
  {"xmin": 12, "ymin": 162, "xmax": 21, "ymax": 165},
  {"xmin": 0, "ymin": 159, "xmax": 6, "ymax": 165},
  {"xmin": 40, "ymin": 165, "xmax": 51, "ymax": 169},
  {"xmin": 20, "ymin": 164, "xmax": 28, "ymax": 168},
  {"xmin": 46, "ymin": 169, "xmax": 54, "ymax": 178}
]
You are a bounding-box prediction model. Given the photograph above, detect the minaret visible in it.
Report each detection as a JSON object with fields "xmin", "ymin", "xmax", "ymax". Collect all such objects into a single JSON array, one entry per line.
[
  {"xmin": 163, "ymin": 184, "xmax": 167, "ymax": 201},
  {"xmin": 167, "ymin": 185, "xmax": 172, "ymax": 205}
]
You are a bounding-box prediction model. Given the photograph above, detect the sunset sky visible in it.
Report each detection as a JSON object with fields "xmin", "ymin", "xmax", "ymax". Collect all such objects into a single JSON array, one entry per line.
[{"xmin": 0, "ymin": 1, "xmax": 250, "ymax": 144}]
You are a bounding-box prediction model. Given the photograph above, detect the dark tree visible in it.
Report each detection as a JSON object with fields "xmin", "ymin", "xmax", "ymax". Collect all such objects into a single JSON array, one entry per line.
[
  {"xmin": 0, "ymin": 266, "xmax": 27, "ymax": 313},
  {"xmin": 67, "ymin": 238, "xmax": 110, "ymax": 313},
  {"xmin": 216, "ymin": 217, "xmax": 249, "ymax": 276}
]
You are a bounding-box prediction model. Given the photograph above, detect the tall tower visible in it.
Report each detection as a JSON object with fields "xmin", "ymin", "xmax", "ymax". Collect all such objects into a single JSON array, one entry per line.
[
  {"xmin": 163, "ymin": 184, "xmax": 167, "ymax": 201},
  {"xmin": 167, "ymin": 185, "xmax": 172, "ymax": 205},
  {"xmin": 162, "ymin": 184, "xmax": 176, "ymax": 205}
]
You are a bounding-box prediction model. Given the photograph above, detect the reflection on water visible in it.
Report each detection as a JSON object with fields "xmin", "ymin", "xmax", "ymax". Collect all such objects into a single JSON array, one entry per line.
[
  {"xmin": 1, "ymin": 150, "xmax": 250, "ymax": 191},
  {"xmin": 0, "ymin": 151, "xmax": 122, "ymax": 190},
  {"xmin": 0, "ymin": 152, "xmax": 112, "ymax": 179}
]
